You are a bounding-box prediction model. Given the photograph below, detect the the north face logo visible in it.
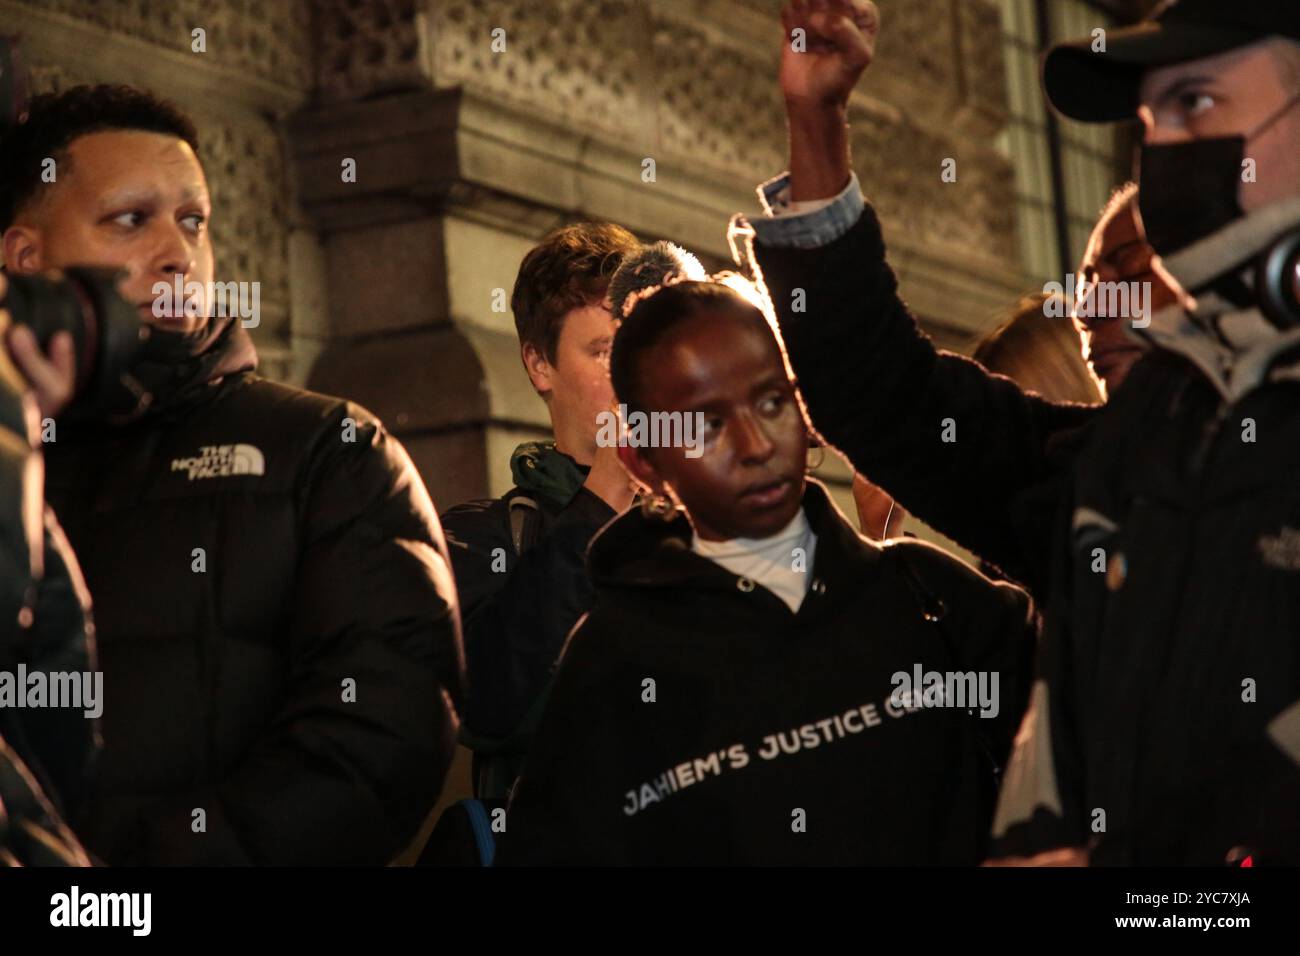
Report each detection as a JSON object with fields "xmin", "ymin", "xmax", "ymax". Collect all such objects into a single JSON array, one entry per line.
[
  {"xmin": 171, "ymin": 444, "xmax": 265, "ymax": 481},
  {"xmin": 1258, "ymin": 527, "xmax": 1300, "ymax": 571}
]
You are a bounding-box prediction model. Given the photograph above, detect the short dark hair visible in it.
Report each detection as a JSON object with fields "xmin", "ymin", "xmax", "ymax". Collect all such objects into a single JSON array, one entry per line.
[
  {"xmin": 0, "ymin": 84, "xmax": 200, "ymax": 230},
  {"xmin": 511, "ymin": 221, "xmax": 639, "ymax": 364},
  {"xmin": 610, "ymin": 280, "xmax": 769, "ymax": 415}
]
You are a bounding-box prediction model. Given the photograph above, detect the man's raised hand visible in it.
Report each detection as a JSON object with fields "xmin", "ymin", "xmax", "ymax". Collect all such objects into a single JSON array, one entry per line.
[{"xmin": 780, "ymin": 0, "xmax": 879, "ymax": 109}]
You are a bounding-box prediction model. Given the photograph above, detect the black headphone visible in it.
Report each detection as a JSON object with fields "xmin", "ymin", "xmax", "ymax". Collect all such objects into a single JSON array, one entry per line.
[{"xmin": 1256, "ymin": 227, "xmax": 1300, "ymax": 329}]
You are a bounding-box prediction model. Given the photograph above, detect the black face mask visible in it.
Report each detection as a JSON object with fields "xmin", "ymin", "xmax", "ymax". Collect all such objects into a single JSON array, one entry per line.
[
  {"xmin": 1138, "ymin": 136, "xmax": 1246, "ymax": 257},
  {"xmin": 1137, "ymin": 93, "xmax": 1300, "ymax": 258}
]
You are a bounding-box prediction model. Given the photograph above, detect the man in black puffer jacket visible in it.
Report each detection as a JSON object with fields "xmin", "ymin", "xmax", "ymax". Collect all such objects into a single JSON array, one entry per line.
[{"xmin": 0, "ymin": 85, "xmax": 464, "ymax": 865}]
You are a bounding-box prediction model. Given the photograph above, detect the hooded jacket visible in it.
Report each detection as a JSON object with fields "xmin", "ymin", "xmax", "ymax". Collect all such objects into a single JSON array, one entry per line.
[
  {"xmin": 743, "ymin": 194, "xmax": 1300, "ymax": 864},
  {"xmin": 42, "ymin": 316, "xmax": 465, "ymax": 865},
  {"xmin": 496, "ymin": 480, "xmax": 1035, "ymax": 865}
]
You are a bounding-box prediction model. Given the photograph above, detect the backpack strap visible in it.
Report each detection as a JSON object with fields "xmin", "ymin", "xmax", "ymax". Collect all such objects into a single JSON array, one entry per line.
[
  {"xmin": 506, "ymin": 494, "xmax": 542, "ymax": 556},
  {"xmin": 463, "ymin": 493, "xmax": 545, "ymax": 800}
]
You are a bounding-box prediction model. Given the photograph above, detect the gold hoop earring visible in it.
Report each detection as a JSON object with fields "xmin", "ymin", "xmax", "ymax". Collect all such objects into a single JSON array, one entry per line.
[{"xmin": 641, "ymin": 492, "xmax": 674, "ymax": 520}]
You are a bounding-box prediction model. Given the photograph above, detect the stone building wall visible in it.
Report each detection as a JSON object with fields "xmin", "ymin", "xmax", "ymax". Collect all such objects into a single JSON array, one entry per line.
[
  {"xmin": 6, "ymin": 0, "xmax": 1024, "ymax": 516},
  {"xmin": 296, "ymin": 0, "xmax": 1025, "ymax": 511}
]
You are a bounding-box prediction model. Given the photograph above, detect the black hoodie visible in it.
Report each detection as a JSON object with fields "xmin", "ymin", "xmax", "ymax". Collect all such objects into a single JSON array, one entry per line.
[
  {"xmin": 496, "ymin": 481, "xmax": 1035, "ymax": 865},
  {"xmin": 43, "ymin": 317, "xmax": 465, "ymax": 865}
]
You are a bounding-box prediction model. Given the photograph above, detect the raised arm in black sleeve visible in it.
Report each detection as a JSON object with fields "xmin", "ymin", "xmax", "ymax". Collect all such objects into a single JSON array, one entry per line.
[{"xmin": 746, "ymin": 206, "xmax": 1097, "ymax": 596}]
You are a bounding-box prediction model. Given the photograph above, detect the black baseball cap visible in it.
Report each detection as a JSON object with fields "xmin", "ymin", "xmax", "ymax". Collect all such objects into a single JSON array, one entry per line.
[{"xmin": 1043, "ymin": 0, "xmax": 1300, "ymax": 123}]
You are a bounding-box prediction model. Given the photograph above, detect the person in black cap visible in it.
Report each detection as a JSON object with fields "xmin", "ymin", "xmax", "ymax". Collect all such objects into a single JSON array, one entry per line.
[
  {"xmin": 1044, "ymin": 0, "xmax": 1300, "ymax": 252},
  {"xmin": 727, "ymin": 0, "xmax": 1300, "ymax": 864}
]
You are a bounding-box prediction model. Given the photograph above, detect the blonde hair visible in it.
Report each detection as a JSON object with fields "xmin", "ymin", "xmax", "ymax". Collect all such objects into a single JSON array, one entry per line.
[{"xmin": 971, "ymin": 293, "xmax": 1102, "ymax": 404}]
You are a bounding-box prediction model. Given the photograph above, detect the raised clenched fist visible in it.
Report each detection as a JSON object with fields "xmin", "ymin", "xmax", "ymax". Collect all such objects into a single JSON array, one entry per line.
[{"xmin": 780, "ymin": 0, "xmax": 880, "ymax": 109}]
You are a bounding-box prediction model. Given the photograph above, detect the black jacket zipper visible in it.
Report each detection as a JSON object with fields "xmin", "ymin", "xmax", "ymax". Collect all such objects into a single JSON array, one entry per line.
[{"xmin": 1189, "ymin": 400, "xmax": 1232, "ymax": 475}]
